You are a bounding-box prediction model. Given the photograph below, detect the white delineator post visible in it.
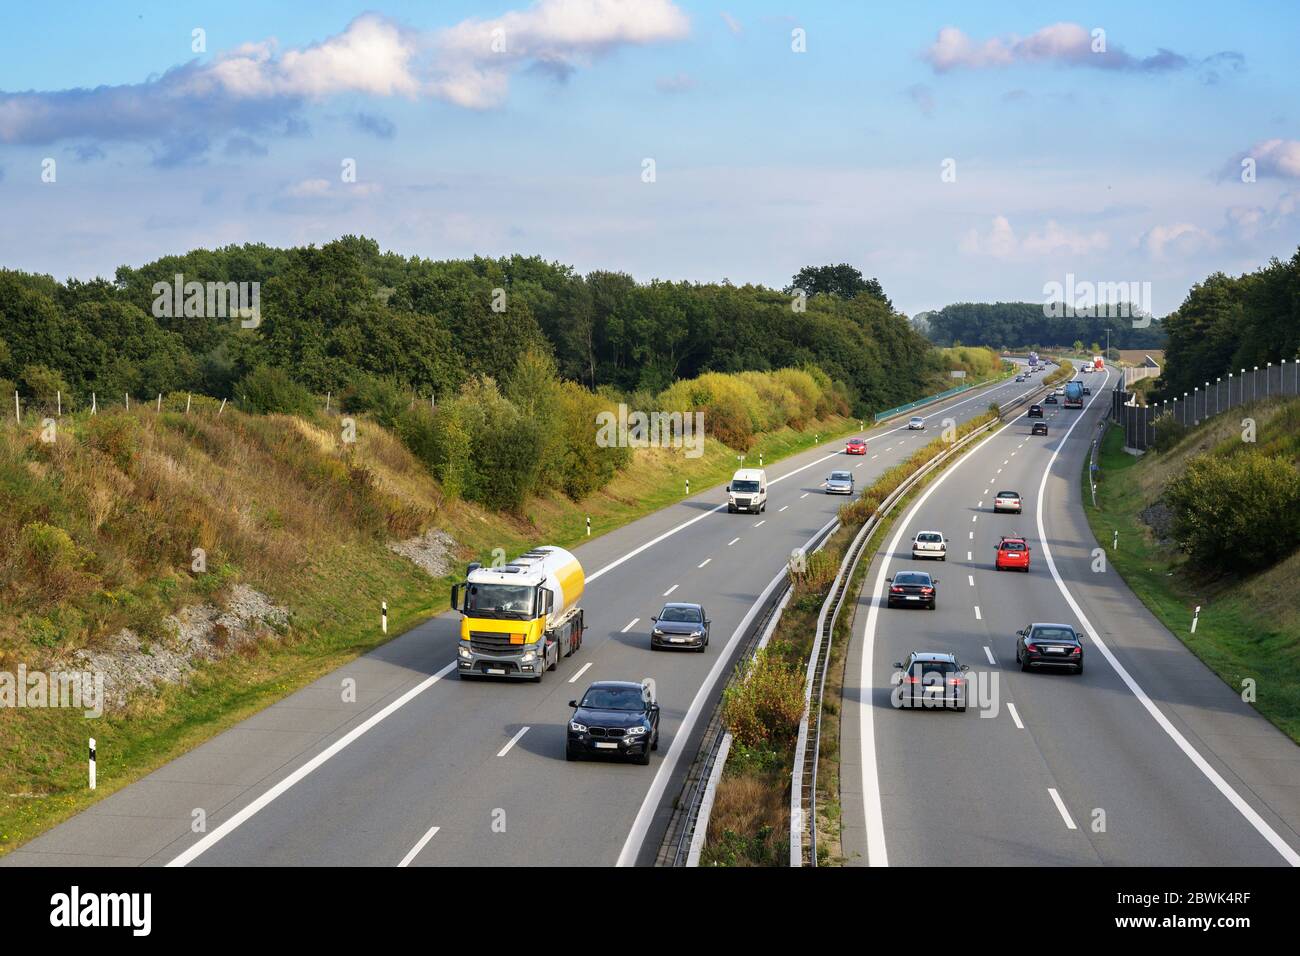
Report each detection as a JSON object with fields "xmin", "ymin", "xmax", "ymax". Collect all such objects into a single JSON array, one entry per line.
[
  {"xmin": 1191, "ymin": 605, "xmax": 1201, "ymax": 634},
  {"xmin": 586, "ymin": 516, "xmax": 591, "ymax": 536},
  {"xmin": 685, "ymin": 478, "xmax": 690, "ymax": 496},
  {"xmin": 89, "ymin": 738, "xmax": 96, "ymax": 790},
  {"xmin": 382, "ymin": 601, "xmax": 388, "ymax": 635}
]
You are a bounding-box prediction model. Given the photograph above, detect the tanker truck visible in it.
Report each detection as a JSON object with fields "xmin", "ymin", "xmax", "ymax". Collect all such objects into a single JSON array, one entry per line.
[
  {"xmin": 1064, "ymin": 379, "xmax": 1084, "ymax": 408},
  {"xmin": 450, "ymin": 546, "xmax": 585, "ymax": 681}
]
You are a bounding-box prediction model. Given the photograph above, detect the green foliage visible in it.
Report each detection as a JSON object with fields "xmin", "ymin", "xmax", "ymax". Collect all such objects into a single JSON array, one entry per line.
[
  {"xmin": 925, "ymin": 301, "xmax": 1164, "ymax": 350},
  {"xmin": 722, "ymin": 647, "xmax": 805, "ymax": 748},
  {"xmin": 1164, "ymin": 452, "xmax": 1300, "ymax": 572},
  {"xmin": 784, "ymin": 262, "xmax": 891, "ymax": 307},
  {"xmin": 18, "ymin": 365, "xmax": 72, "ymax": 408},
  {"xmin": 235, "ymin": 365, "xmax": 315, "ymax": 415},
  {"xmin": 342, "ymin": 373, "xmax": 408, "ymax": 428},
  {"xmin": 83, "ymin": 411, "xmax": 141, "ymax": 471},
  {"xmin": 1151, "ymin": 413, "xmax": 1189, "ymax": 453}
]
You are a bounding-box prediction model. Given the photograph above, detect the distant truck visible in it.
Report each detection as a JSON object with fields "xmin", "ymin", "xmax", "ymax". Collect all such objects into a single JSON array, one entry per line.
[
  {"xmin": 1064, "ymin": 380, "xmax": 1084, "ymax": 408},
  {"xmin": 1028, "ymin": 351, "xmax": 1040, "ymax": 369},
  {"xmin": 1093, "ymin": 355, "xmax": 1105, "ymax": 370},
  {"xmin": 451, "ymin": 546, "xmax": 585, "ymax": 682}
]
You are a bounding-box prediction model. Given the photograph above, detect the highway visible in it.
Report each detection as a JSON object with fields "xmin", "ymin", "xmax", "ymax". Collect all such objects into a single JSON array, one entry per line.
[
  {"xmin": 841, "ymin": 370, "xmax": 1300, "ymax": 866},
  {"xmin": 5, "ymin": 372, "xmax": 1037, "ymax": 867}
]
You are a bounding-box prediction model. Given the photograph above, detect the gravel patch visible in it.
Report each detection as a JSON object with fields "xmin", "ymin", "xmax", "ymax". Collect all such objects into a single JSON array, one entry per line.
[{"xmin": 388, "ymin": 528, "xmax": 457, "ymax": 578}]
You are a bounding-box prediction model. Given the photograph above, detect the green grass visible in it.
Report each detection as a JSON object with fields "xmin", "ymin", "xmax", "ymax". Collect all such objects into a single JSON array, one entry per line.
[{"xmin": 1083, "ymin": 420, "xmax": 1300, "ymax": 742}]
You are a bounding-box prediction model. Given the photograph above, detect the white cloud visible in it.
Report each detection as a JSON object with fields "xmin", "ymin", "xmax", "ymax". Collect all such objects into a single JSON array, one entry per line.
[
  {"xmin": 1140, "ymin": 222, "xmax": 1215, "ymax": 259},
  {"xmin": 285, "ymin": 178, "xmax": 332, "ymax": 197},
  {"xmin": 924, "ymin": 22, "xmax": 1194, "ymax": 73},
  {"xmin": 1229, "ymin": 139, "xmax": 1300, "ymax": 180},
  {"xmin": 961, "ymin": 215, "xmax": 1109, "ymax": 259}
]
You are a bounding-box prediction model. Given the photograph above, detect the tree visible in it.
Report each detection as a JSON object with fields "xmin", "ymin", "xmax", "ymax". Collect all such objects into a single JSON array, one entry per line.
[{"xmin": 785, "ymin": 264, "xmax": 891, "ymax": 307}]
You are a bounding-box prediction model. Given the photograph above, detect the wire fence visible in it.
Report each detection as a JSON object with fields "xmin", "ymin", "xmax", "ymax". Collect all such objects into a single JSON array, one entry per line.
[{"xmin": 1112, "ymin": 359, "xmax": 1300, "ymax": 450}]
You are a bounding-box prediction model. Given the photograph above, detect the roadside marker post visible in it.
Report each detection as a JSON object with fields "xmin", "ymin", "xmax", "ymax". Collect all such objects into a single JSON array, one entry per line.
[
  {"xmin": 1112, "ymin": 530, "xmax": 1118, "ymax": 551},
  {"xmin": 89, "ymin": 738, "xmax": 96, "ymax": 790},
  {"xmin": 685, "ymin": 478, "xmax": 690, "ymax": 496},
  {"xmin": 1191, "ymin": 606, "xmax": 1201, "ymax": 634},
  {"xmin": 586, "ymin": 516, "xmax": 591, "ymax": 536},
  {"xmin": 381, "ymin": 601, "xmax": 388, "ymax": 635}
]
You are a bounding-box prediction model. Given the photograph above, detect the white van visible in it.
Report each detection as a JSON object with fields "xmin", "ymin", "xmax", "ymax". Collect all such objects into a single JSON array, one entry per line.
[{"xmin": 727, "ymin": 468, "xmax": 767, "ymax": 514}]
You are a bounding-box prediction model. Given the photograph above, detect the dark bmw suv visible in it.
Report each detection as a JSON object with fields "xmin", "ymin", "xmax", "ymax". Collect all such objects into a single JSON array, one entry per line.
[
  {"xmin": 1016, "ymin": 623, "xmax": 1084, "ymax": 674},
  {"xmin": 567, "ymin": 680, "xmax": 661, "ymax": 764},
  {"xmin": 650, "ymin": 602, "xmax": 710, "ymax": 652}
]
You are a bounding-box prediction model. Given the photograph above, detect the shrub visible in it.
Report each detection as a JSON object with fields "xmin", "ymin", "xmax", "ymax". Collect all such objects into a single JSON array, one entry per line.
[
  {"xmin": 235, "ymin": 365, "xmax": 315, "ymax": 415},
  {"xmin": 1151, "ymin": 413, "xmax": 1189, "ymax": 453},
  {"xmin": 1164, "ymin": 451, "xmax": 1300, "ymax": 572},
  {"xmin": 342, "ymin": 373, "xmax": 408, "ymax": 429},
  {"xmin": 84, "ymin": 411, "xmax": 141, "ymax": 471},
  {"xmin": 722, "ymin": 647, "xmax": 806, "ymax": 748}
]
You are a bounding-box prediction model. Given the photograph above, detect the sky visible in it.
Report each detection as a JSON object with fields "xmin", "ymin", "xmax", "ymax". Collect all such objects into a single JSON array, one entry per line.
[{"xmin": 0, "ymin": 0, "xmax": 1298, "ymax": 317}]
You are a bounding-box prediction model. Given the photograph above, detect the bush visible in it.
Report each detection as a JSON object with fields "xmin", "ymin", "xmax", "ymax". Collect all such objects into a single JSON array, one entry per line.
[
  {"xmin": 84, "ymin": 411, "xmax": 141, "ymax": 471},
  {"xmin": 235, "ymin": 365, "xmax": 315, "ymax": 415},
  {"xmin": 1151, "ymin": 413, "xmax": 1189, "ymax": 453},
  {"xmin": 19, "ymin": 364, "xmax": 72, "ymax": 410},
  {"xmin": 1164, "ymin": 452, "xmax": 1300, "ymax": 572},
  {"xmin": 722, "ymin": 647, "xmax": 805, "ymax": 748},
  {"xmin": 342, "ymin": 373, "xmax": 408, "ymax": 429}
]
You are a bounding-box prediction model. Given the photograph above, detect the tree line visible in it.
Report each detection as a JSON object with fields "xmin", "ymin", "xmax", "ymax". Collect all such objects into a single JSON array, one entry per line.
[{"xmin": 920, "ymin": 301, "xmax": 1166, "ymax": 351}]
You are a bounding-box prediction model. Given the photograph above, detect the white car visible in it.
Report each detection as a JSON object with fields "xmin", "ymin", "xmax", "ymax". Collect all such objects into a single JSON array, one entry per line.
[
  {"xmin": 993, "ymin": 490, "xmax": 1022, "ymax": 514},
  {"xmin": 911, "ymin": 530, "xmax": 947, "ymax": 560},
  {"xmin": 908, "ymin": 416, "xmax": 926, "ymax": 430}
]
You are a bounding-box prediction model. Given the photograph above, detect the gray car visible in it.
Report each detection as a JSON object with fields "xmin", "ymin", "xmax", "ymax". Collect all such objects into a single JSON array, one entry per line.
[
  {"xmin": 650, "ymin": 602, "xmax": 710, "ymax": 652},
  {"xmin": 824, "ymin": 470, "xmax": 855, "ymax": 494}
]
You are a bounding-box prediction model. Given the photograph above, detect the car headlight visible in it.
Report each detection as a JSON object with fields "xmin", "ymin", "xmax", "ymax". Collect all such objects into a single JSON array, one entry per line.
[
  {"xmin": 569, "ymin": 721, "xmax": 587, "ymax": 733},
  {"xmin": 652, "ymin": 628, "xmax": 664, "ymax": 637},
  {"xmin": 692, "ymin": 630, "xmax": 704, "ymax": 638},
  {"xmin": 458, "ymin": 644, "xmax": 472, "ymax": 659},
  {"xmin": 520, "ymin": 650, "xmax": 536, "ymax": 662},
  {"xmin": 625, "ymin": 725, "xmax": 648, "ymax": 736}
]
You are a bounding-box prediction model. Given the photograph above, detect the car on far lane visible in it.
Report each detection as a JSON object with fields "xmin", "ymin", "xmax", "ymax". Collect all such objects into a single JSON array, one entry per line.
[
  {"xmin": 1045, "ymin": 394, "xmax": 1058, "ymax": 405},
  {"xmin": 845, "ymin": 437, "xmax": 867, "ymax": 455},
  {"xmin": 1083, "ymin": 385, "xmax": 1091, "ymax": 395},
  {"xmin": 1016, "ymin": 374, "xmax": 1026, "ymax": 382},
  {"xmin": 891, "ymin": 652, "xmax": 969, "ymax": 711},
  {"xmin": 1031, "ymin": 421, "xmax": 1049, "ymax": 436},
  {"xmin": 1015, "ymin": 623, "xmax": 1084, "ymax": 674},
  {"xmin": 887, "ymin": 570, "xmax": 938, "ymax": 609},
  {"xmin": 993, "ymin": 490, "xmax": 1022, "ymax": 514},
  {"xmin": 995, "ymin": 535, "xmax": 1031, "ymax": 571},
  {"xmin": 567, "ymin": 680, "xmax": 661, "ymax": 763},
  {"xmin": 1027, "ymin": 404, "xmax": 1044, "ymax": 418},
  {"xmin": 908, "ymin": 416, "xmax": 926, "ymax": 430},
  {"xmin": 824, "ymin": 470, "xmax": 855, "ymax": 495},
  {"xmin": 910, "ymin": 530, "xmax": 947, "ymax": 561},
  {"xmin": 650, "ymin": 602, "xmax": 710, "ymax": 652},
  {"xmin": 1054, "ymin": 386, "xmax": 1065, "ymax": 395}
]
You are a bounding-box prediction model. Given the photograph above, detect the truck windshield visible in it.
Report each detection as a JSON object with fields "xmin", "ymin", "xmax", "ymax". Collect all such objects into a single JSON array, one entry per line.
[
  {"xmin": 732, "ymin": 480, "xmax": 760, "ymax": 493},
  {"xmin": 465, "ymin": 583, "xmax": 535, "ymax": 619}
]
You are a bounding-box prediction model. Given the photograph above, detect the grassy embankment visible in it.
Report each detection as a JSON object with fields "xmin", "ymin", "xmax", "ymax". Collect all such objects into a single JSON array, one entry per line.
[
  {"xmin": 1083, "ymin": 398, "xmax": 1300, "ymax": 742},
  {"xmin": 0, "ymin": 401, "xmax": 862, "ymax": 853}
]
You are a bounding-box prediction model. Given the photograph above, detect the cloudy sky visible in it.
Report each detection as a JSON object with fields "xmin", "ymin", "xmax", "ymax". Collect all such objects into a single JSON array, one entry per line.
[{"xmin": 1, "ymin": 0, "xmax": 1297, "ymax": 316}]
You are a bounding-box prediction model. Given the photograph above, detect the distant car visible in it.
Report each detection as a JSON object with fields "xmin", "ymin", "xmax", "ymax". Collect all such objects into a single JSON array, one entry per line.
[
  {"xmin": 911, "ymin": 530, "xmax": 947, "ymax": 561},
  {"xmin": 1027, "ymin": 404, "xmax": 1044, "ymax": 418},
  {"xmin": 1015, "ymin": 375, "xmax": 1026, "ymax": 382},
  {"xmin": 1016, "ymin": 623, "xmax": 1084, "ymax": 674},
  {"xmin": 1045, "ymin": 394, "xmax": 1058, "ymax": 405},
  {"xmin": 650, "ymin": 602, "xmax": 710, "ymax": 652},
  {"xmin": 824, "ymin": 470, "xmax": 855, "ymax": 495},
  {"xmin": 993, "ymin": 490, "xmax": 1022, "ymax": 514},
  {"xmin": 1031, "ymin": 421, "xmax": 1049, "ymax": 436},
  {"xmin": 892, "ymin": 652, "xmax": 968, "ymax": 711},
  {"xmin": 995, "ymin": 535, "xmax": 1031, "ymax": 572},
  {"xmin": 845, "ymin": 438, "xmax": 867, "ymax": 455},
  {"xmin": 908, "ymin": 416, "xmax": 926, "ymax": 430},
  {"xmin": 1082, "ymin": 386, "xmax": 1091, "ymax": 395},
  {"xmin": 887, "ymin": 570, "xmax": 938, "ymax": 609},
  {"xmin": 1081, "ymin": 366, "xmax": 1091, "ymax": 374},
  {"xmin": 1054, "ymin": 386, "xmax": 1065, "ymax": 395},
  {"xmin": 567, "ymin": 680, "xmax": 661, "ymax": 763}
]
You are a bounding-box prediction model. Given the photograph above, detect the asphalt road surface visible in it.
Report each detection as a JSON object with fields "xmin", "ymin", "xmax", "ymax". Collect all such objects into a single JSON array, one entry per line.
[{"xmin": 6, "ymin": 371, "xmax": 1039, "ymax": 867}]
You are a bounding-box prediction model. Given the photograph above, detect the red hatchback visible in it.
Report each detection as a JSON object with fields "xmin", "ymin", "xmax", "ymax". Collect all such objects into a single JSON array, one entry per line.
[
  {"xmin": 995, "ymin": 536, "xmax": 1031, "ymax": 572},
  {"xmin": 845, "ymin": 438, "xmax": 867, "ymax": 455}
]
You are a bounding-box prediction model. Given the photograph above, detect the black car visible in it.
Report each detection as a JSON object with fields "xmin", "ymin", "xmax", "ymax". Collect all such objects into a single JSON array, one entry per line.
[
  {"xmin": 1082, "ymin": 386, "xmax": 1091, "ymax": 395},
  {"xmin": 650, "ymin": 602, "xmax": 710, "ymax": 652},
  {"xmin": 1027, "ymin": 404, "xmax": 1043, "ymax": 418},
  {"xmin": 567, "ymin": 680, "xmax": 661, "ymax": 764},
  {"xmin": 886, "ymin": 570, "xmax": 938, "ymax": 609},
  {"xmin": 1016, "ymin": 623, "xmax": 1084, "ymax": 674},
  {"xmin": 1044, "ymin": 394, "xmax": 1058, "ymax": 404},
  {"xmin": 892, "ymin": 652, "xmax": 969, "ymax": 711},
  {"xmin": 1031, "ymin": 421, "xmax": 1048, "ymax": 436}
]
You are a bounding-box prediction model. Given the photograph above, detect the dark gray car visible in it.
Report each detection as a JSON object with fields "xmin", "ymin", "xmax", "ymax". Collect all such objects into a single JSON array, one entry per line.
[{"xmin": 650, "ymin": 602, "xmax": 710, "ymax": 652}]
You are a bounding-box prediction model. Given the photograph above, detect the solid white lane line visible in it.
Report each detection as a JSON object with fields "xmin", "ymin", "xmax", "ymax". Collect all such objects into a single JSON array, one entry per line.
[
  {"xmin": 168, "ymin": 659, "xmax": 458, "ymax": 866},
  {"xmin": 568, "ymin": 661, "xmax": 593, "ymax": 684},
  {"xmin": 663, "ymin": 584, "xmax": 678, "ymax": 596},
  {"xmin": 727, "ymin": 537, "xmax": 740, "ymax": 546},
  {"xmin": 974, "ymin": 606, "xmax": 982, "ymax": 620},
  {"xmin": 698, "ymin": 558, "xmax": 711, "ymax": 568},
  {"xmin": 398, "ymin": 826, "xmax": 440, "ymax": 868},
  {"xmin": 621, "ymin": 618, "xmax": 639, "ymax": 632},
  {"xmin": 983, "ymin": 645, "xmax": 996, "ymax": 665},
  {"xmin": 1007, "ymin": 702, "xmax": 1024, "ymax": 729},
  {"xmin": 1034, "ymin": 370, "xmax": 1300, "ymax": 866},
  {"xmin": 1048, "ymin": 788, "xmax": 1078, "ymax": 830},
  {"xmin": 497, "ymin": 726, "xmax": 530, "ymax": 757}
]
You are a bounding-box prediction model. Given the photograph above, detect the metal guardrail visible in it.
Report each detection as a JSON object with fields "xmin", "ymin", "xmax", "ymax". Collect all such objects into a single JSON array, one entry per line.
[
  {"xmin": 789, "ymin": 382, "xmax": 1047, "ymax": 866},
  {"xmin": 872, "ymin": 383, "xmax": 975, "ymax": 422}
]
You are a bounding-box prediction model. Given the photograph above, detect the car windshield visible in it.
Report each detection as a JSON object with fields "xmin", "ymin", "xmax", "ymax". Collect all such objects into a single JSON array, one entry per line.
[
  {"xmin": 660, "ymin": 605, "xmax": 702, "ymax": 623},
  {"xmin": 465, "ymin": 583, "xmax": 535, "ymax": 619},
  {"xmin": 910, "ymin": 417, "xmax": 924, "ymax": 424},
  {"xmin": 917, "ymin": 533, "xmax": 942, "ymax": 543},
  {"xmin": 581, "ymin": 686, "xmax": 644, "ymax": 711},
  {"xmin": 830, "ymin": 472, "xmax": 851, "ymax": 481},
  {"xmin": 895, "ymin": 572, "xmax": 931, "ymax": 585},
  {"xmin": 1031, "ymin": 627, "xmax": 1077, "ymax": 643},
  {"xmin": 732, "ymin": 480, "xmax": 760, "ymax": 493}
]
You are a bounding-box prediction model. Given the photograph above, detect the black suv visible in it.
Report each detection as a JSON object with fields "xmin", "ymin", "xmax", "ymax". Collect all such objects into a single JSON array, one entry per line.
[
  {"xmin": 1044, "ymin": 394, "xmax": 1058, "ymax": 404},
  {"xmin": 650, "ymin": 602, "xmax": 710, "ymax": 652},
  {"xmin": 891, "ymin": 652, "xmax": 969, "ymax": 711},
  {"xmin": 1031, "ymin": 421, "xmax": 1048, "ymax": 436},
  {"xmin": 1016, "ymin": 623, "xmax": 1084, "ymax": 674},
  {"xmin": 567, "ymin": 681, "xmax": 661, "ymax": 764},
  {"xmin": 1027, "ymin": 404, "xmax": 1043, "ymax": 418}
]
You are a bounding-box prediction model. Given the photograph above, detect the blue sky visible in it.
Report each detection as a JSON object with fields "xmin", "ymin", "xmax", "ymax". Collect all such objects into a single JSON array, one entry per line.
[{"xmin": 1, "ymin": 0, "xmax": 1297, "ymax": 316}]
